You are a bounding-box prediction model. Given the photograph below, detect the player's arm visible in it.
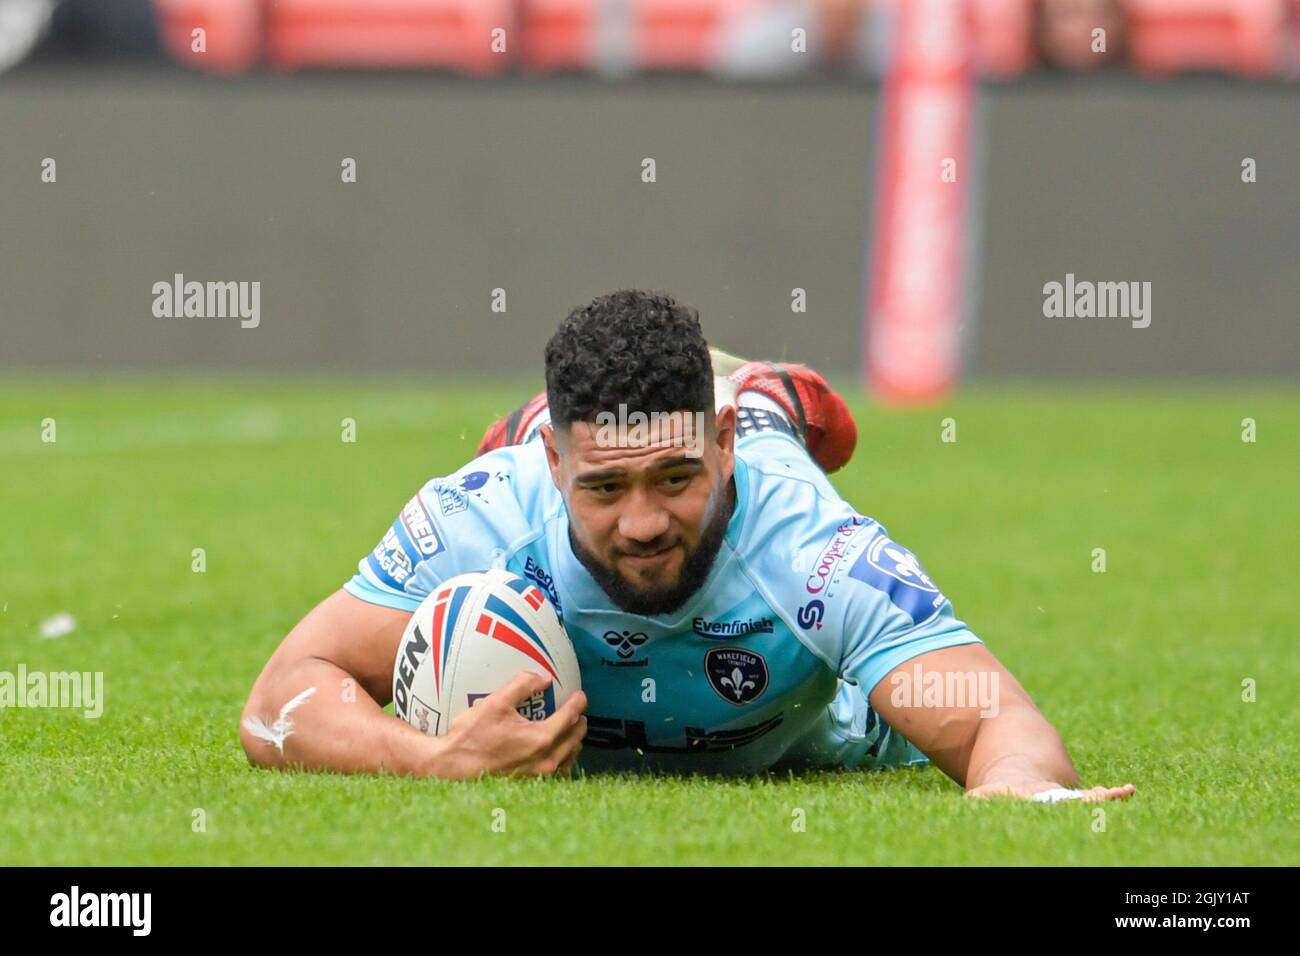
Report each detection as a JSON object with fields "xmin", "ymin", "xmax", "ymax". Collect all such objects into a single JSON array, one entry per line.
[
  {"xmin": 867, "ymin": 643, "xmax": 1135, "ymax": 802},
  {"xmin": 238, "ymin": 588, "xmax": 586, "ymax": 779}
]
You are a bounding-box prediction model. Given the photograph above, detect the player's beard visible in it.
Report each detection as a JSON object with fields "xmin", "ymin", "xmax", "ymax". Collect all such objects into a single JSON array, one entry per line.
[{"xmin": 568, "ymin": 479, "xmax": 735, "ymax": 617}]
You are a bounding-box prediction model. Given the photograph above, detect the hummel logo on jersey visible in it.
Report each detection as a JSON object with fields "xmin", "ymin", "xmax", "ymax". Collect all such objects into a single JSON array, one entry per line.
[{"xmin": 603, "ymin": 629, "xmax": 649, "ymax": 659}]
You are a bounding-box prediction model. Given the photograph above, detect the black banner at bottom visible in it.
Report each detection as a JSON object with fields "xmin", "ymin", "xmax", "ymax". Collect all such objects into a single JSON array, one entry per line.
[{"xmin": 1, "ymin": 866, "xmax": 1283, "ymax": 941}]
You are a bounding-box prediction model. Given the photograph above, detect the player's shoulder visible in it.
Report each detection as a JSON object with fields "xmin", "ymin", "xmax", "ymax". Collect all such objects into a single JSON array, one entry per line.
[
  {"xmin": 415, "ymin": 440, "xmax": 562, "ymax": 555},
  {"xmin": 731, "ymin": 432, "xmax": 875, "ymax": 598},
  {"xmin": 352, "ymin": 441, "xmax": 562, "ymax": 607},
  {"xmin": 423, "ymin": 440, "xmax": 557, "ymax": 520},
  {"xmin": 731, "ymin": 432, "xmax": 943, "ymax": 619},
  {"xmin": 733, "ymin": 431, "xmax": 860, "ymax": 556}
]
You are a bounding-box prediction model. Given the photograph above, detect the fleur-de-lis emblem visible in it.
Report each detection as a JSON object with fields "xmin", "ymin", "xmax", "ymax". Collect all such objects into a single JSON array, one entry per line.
[
  {"xmin": 704, "ymin": 647, "xmax": 769, "ymax": 705},
  {"xmin": 884, "ymin": 546, "xmax": 932, "ymax": 587},
  {"xmin": 720, "ymin": 667, "xmax": 756, "ymax": 700}
]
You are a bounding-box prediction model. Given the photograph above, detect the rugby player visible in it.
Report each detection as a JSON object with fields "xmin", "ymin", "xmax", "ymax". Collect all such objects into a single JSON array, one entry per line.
[{"xmin": 241, "ymin": 290, "xmax": 1135, "ymax": 802}]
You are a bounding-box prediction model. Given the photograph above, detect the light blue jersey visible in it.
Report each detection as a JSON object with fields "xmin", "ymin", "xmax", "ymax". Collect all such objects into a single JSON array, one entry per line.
[{"xmin": 345, "ymin": 428, "xmax": 982, "ymax": 775}]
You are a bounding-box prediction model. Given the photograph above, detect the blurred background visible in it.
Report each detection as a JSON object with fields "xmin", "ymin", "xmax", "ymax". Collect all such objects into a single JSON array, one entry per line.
[
  {"xmin": 1, "ymin": 0, "xmax": 1297, "ymax": 396},
  {"xmin": 3, "ymin": 3, "xmax": 1298, "ymax": 872}
]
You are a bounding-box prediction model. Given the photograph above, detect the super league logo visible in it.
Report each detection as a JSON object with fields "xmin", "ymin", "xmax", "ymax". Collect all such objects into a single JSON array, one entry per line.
[{"xmin": 848, "ymin": 533, "xmax": 946, "ymax": 624}]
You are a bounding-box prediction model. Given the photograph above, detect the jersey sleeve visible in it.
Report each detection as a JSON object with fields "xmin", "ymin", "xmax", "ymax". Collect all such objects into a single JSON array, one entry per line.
[
  {"xmin": 342, "ymin": 445, "xmax": 551, "ymax": 612},
  {"xmin": 832, "ymin": 525, "xmax": 983, "ymax": 697},
  {"xmin": 738, "ymin": 432, "xmax": 983, "ymax": 697}
]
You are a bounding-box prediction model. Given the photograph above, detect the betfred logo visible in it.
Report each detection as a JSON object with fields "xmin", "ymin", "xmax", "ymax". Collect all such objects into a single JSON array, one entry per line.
[
  {"xmin": 400, "ymin": 495, "xmax": 444, "ymax": 557},
  {"xmin": 805, "ymin": 517, "xmax": 872, "ymax": 595}
]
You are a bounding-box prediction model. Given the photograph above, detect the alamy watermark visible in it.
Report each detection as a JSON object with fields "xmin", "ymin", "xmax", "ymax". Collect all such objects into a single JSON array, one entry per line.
[
  {"xmin": 152, "ymin": 273, "xmax": 260, "ymax": 328},
  {"xmin": 0, "ymin": 665, "xmax": 103, "ymax": 718},
  {"xmin": 1042, "ymin": 273, "xmax": 1151, "ymax": 329},
  {"xmin": 888, "ymin": 662, "xmax": 999, "ymax": 718},
  {"xmin": 593, "ymin": 404, "xmax": 706, "ymax": 458},
  {"xmin": 50, "ymin": 886, "xmax": 150, "ymax": 936}
]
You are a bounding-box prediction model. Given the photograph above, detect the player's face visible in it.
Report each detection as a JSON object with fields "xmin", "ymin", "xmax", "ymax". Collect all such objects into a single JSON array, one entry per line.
[{"xmin": 544, "ymin": 405, "xmax": 737, "ymax": 615}]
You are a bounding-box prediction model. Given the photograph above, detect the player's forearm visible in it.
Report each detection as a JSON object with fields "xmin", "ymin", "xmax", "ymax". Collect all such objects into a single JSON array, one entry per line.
[
  {"xmin": 240, "ymin": 657, "xmax": 443, "ymax": 778},
  {"xmin": 963, "ymin": 701, "xmax": 1078, "ymax": 791}
]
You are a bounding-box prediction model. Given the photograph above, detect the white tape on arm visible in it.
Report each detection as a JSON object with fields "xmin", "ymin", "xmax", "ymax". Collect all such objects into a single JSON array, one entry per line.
[{"xmin": 1031, "ymin": 787, "xmax": 1086, "ymax": 804}]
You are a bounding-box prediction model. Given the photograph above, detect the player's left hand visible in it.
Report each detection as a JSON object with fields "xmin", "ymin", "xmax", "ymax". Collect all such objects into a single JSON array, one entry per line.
[{"xmin": 965, "ymin": 781, "xmax": 1136, "ymax": 802}]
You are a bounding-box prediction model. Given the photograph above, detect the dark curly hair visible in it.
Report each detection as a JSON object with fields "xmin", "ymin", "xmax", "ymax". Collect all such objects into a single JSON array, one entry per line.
[{"xmin": 544, "ymin": 290, "xmax": 713, "ymax": 428}]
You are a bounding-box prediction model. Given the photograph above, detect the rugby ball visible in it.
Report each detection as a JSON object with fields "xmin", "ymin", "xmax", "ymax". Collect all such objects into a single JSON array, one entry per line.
[{"xmin": 392, "ymin": 569, "xmax": 581, "ymax": 736}]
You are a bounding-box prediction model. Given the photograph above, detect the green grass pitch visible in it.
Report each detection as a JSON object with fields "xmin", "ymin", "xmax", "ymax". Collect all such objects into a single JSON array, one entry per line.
[{"xmin": 1, "ymin": 378, "xmax": 1296, "ymax": 866}]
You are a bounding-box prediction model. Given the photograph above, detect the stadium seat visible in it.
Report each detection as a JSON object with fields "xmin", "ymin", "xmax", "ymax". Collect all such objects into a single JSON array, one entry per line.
[
  {"xmin": 152, "ymin": 0, "xmax": 262, "ymax": 74},
  {"xmin": 519, "ymin": 0, "xmax": 598, "ymax": 72},
  {"xmin": 522, "ymin": 0, "xmax": 778, "ymax": 75},
  {"xmin": 635, "ymin": 0, "xmax": 767, "ymax": 72},
  {"xmin": 1125, "ymin": 0, "xmax": 1288, "ymax": 76},
  {"xmin": 973, "ymin": 0, "xmax": 1038, "ymax": 77},
  {"xmin": 263, "ymin": 0, "xmax": 516, "ymax": 74}
]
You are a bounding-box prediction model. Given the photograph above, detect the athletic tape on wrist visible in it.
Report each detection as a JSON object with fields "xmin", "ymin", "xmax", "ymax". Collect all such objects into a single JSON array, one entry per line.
[{"xmin": 1030, "ymin": 787, "xmax": 1086, "ymax": 803}]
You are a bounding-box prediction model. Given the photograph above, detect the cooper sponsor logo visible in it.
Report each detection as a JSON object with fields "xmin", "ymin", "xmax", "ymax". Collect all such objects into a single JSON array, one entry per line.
[
  {"xmin": 804, "ymin": 517, "xmax": 872, "ymax": 595},
  {"xmin": 692, "ymin": 616, "xmax": 774, "ymax": 639},
  {"xmin": 400, "ymin": 495, "xmax": 444, "ymax": 557},
  {"xmin": 50, "ymin": 886, "xmax": 151, "ymax": 936}
]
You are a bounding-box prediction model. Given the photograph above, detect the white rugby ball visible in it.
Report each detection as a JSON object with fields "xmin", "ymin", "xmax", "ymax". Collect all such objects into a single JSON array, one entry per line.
[{"xmin": 392, "ymin": 569, "xmax": 581, "ymax": 736}]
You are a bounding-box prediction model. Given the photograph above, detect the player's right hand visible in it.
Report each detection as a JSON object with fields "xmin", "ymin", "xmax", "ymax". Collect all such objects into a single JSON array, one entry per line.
[{"xmin": 438, "ymin": 671, "xmax": 587, "ymax": 779}]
